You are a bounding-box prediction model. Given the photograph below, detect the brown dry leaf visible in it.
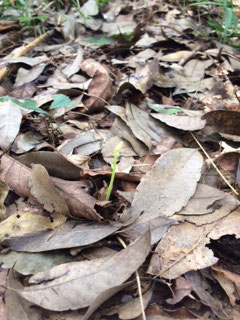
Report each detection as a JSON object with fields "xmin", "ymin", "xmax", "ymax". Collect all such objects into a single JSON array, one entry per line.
[
  {"xmin": 212, "ymin": 266, "xmax": 240, "ymax": 306},
  {"xmin": 0, "ymin": 211, "xmax": 64, "ymax": 242},
  {"xmin": 3, "ymin": 220, "xmax": 120, "ymax": 252},
  {"xmin": 119, "ymin": 59, "xmax": 159, "ymax": 94},
  {"xmin": 184, "ymin": 271, "xmax": 228, "ymax": 319},
  {"xmin": 15, "ymin": 231, "xmax": 151, "ymax": 311},
  {"xmin": 0, "ymin": 100, "xmax": 22, "ymax": 150},
  {"xmin": 29, "ymin": 164, "xmax": 69, "ymax": 216},
  {"xmin": 203, "ymin": 110, "xmax": 240, "ymax": 137},
  {"xmin": 148, "ymin": 222, "xmax": 217, "ymax": 279},
  {"xmin": 151, "ymin": 113, "xmax": 206, "ymax": 131},
  {"xmin": 0, "ymin": 181, "xmax": 9, "ymax": 220},
  {"xmin": 81, "ymin": 58, "xmax": 112, "ymax": 112},
  {"xmin": 17, "ymin": 151, "xmax": 82, "ymax": 180},
  {"xmin": 159, "ymin": 51, "xmax": 193, "ymax": 62},
  {"xmin": 0, "ymin": 154, "xmax": 101, "ymax": 221},
  {"xmin": 166, "ymin": 277, "xmax": 192, "ymax": 305},
  {"xmin": 121, "ymin": 148, "xmax": 203, "ymax": 224}
]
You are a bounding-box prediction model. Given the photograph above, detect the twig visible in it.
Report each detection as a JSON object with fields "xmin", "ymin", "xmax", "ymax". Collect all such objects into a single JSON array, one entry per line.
[
  {"xmin": 0, "ymin": 30, "xmax": 52, "ymax": 81},
  {"xmin": 117, "ymin": 236, "xmax": 147, "ymax": 320},
  {"xmin": 191, "ymin": 133, "xmax": 239, "ymax": 196}
]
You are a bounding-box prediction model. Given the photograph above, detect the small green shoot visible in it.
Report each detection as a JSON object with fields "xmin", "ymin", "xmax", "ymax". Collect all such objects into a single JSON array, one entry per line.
[{"xmin": 106, "ymin": 141, "xmax": 123, "ymax": 201}]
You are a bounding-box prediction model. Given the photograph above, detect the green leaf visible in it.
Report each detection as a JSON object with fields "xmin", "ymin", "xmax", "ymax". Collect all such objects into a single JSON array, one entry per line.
[
  {"xmin": 86, "ymin": 37, "xmax": 114, "ymax": 46},
  {"xmin": 0, "ymin": 96, "xmax": 48, "ymax": 115},
  {"xmin": 147, "ymin": 104, "xmax": 181, "ymax": 114},
  {"xmin": 49, "ymin": 94, "xmax": 74, "ymax": 110},
  {"xmin": 224, "ymin": 7, "xmax": 233, "ymax": 35}
]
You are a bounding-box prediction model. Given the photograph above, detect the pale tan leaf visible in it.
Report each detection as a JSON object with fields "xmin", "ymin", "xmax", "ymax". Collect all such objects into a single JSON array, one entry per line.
[
  {"xmin": 0, "ymin": 101, "xmax": 22, "ymax": 150},
  {"xmin": 148, "ymin": 222, "xmax": 217, "ymax": 279}
]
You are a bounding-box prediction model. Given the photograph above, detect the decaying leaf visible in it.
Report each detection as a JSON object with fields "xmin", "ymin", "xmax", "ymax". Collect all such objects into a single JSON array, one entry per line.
[
  {"xmin": 29, "ymin": 164, "xmax": 69, "ymax": 216},
  {"xmin": 148, "ymin": 222, "xmax": 217, "ymax": 279},
  {"xmin": 15, "ymin": 231, "xmax": 151, "ymax": 311},
  {"xmin": 0, "ymin": 100, "xmax": 22, "ymax": 150},
  {"xmin": 121, "ymin": 148, "xmax": 203, "ymax": 224},
  {"xmin": 0, "ymin": 250, "xmax": 76, "ymax": 275},
  {"xmin": 0, "ymin": 154, "xmax": 101, "ymax": 221},
  {"xmin": 3, "ymin": 220, "xmax": 120, "ymax": 252},
  {"xmin": 81, "ymin": 59, "xmax": 112, "ymax": 112},
  {"xmin": 0, "ymin": 211, "xmax": 65, "ymax": 242}
]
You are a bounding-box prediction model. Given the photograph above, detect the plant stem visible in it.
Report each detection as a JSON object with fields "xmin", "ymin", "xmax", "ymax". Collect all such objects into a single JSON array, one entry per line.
[{"xmin": 106, "ymin": 141, "xmax": 123, "ymax": 201}]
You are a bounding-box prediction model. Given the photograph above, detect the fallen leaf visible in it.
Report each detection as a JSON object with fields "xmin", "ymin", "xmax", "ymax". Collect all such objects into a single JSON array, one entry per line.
[
  {"xmin": 0, "ymin": 154, "xmax": 101, "ymax": 221},
  {"xmin": 0, "ymin": 181, "xmax": 9, "ymax": 220},
  {"xmin": 151, "ymin": 113, "xmax": 206, "ymax": 131},
  {"xmin": 166, "ymin": 277, "xmax": 192, "ymax": 304},
  {"xmin": 11, "ymin": 132, "xmax": 42, "ymax": 154},
  {"xmin": 185, "ymin": 271, "xmax": 228, "ymax": 319},
  {"xmin": 17, "ymin": 151, "xmax": 82, "ymax": 180},
  {"xmin": 29, "ymin": 164, "xmax": 69, "ymax": 216},
  {"xmin": 0, "ymin": 211, "xmax": 64, "ymax": 242},
  {"xmin": 15, "ymin": 231, "xmax": 151, "ymax": 311},
  {"xmin": 0, "ymin": 250, "xmax": 77, "ymax": 275},
  {"xmin": 81, "ymin": 59, "xmax": 112, "ymax": 112},
  {"xmin": 5, "ymin": 270, "xmax": 39, "ymax": 320},
  {"xmin": 148, "ymin": 222, "xmax": 217, "ymax": 279},
  {"xmin": 3, "ymin": 220, "xmax": 120, "ymax": 252},
  {"xmin": 0, "ymin": 100, "xmax": 22, "ymax": 150},
  {"xmin": 203, "ymin": 110, "xmax": 240, "ymax": 137},
  {"xmin": 105, "ymin": 287, "xmax": 153, "ymax": 319},
  {"xmin": 122, "ymin": 148, "xmax": 203, "ymax": 224},
  {"xmin": 176, "ymin": 194, "xmax": 239, "ymax": 226},
  {"xmin": 212, "ymin": 265, "xmax": 240, "ymax": 306},
  {"xmin": 178, "ymin": 183, "xmax": 226, "ymax": 216}
]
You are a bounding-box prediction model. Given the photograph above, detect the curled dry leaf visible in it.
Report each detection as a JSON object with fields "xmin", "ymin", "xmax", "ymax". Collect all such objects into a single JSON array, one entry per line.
[
  {"xmin": 0, "ymin": 101, "xmax": 22, "ymax": 150},
  {"xmin": 29, "ymin": 164, "xmax": 69, "ymax": 216},
  {"xmin": 0, "ymin": 211, "xmax": 65, "ymax": 242},
  {"xmin": 16, "ymin": 231, "xmax": 151, "ymax": 311},
  {"xmin": 0, "ymin": 154, "xmax": 101, "ymax": 221},
  {"xmin": 81, "ymin": 58, "xmax": 112, "ymax": 112}
]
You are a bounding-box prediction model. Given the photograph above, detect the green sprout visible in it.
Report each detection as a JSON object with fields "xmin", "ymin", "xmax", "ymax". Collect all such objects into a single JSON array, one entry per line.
[{"xmin": 106, "ymin": 141, "xmax": 123, "ymax": 201}]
